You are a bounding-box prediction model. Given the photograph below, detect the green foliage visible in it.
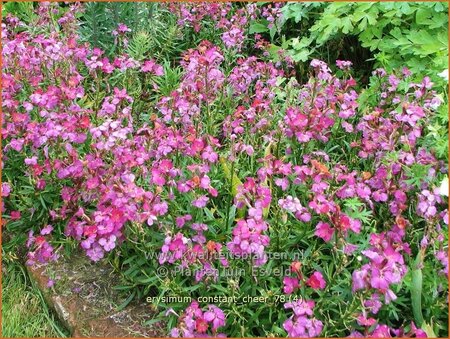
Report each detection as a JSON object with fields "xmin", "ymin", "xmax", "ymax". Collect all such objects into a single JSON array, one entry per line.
[
  {"xmin": 423, "ymin": 98, "xmax": 449, "ymax": 161},
  {"xmin": 280, "ymin": 2, "xmax": 448, "ymax": 85},
  {"xmin": 344, "ymin": 198, "xmax": 372, "ymax": 225},
  {"xmin": 2, "ymin": 1, "xmax": 37, "ymax": 23},
  {"xmin": 78, "ymin": 2, "xmax": 114, "ymax": 52},
  {"xmin": 79, "ymin": 2, "xmax": 186, "ymax": 61},
  {"xmin": 1, "ymin": 260, "xmax": 68, "ymax": 337},
  {"xmin": 126, "ymin": 31, "xmax": 153, "ymax": 61},
  {"xmin": 404, "ymin": 164, "xmax": 433, "ymax": 189},
  {"xmin": 411, "ymin": 251, "xmax": 425, "ymax": 327}
]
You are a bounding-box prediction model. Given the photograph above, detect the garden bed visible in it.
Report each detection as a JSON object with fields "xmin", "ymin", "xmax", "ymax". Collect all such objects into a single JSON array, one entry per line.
[{"xmin": 2, "ymin": 2, "xmax": 448, "ymax": 338}]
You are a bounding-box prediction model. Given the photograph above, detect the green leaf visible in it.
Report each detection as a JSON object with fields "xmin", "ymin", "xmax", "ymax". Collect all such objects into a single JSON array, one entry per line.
[
  {"xmin": 219, "ymin": 157, "xmax": 242, "ymax": 197},
  {"xmin": 291, "ymin": 49, "xmax": 311, "ymax": 62},
  {"xmin": 411, "ymin": 251, "xmax": 424, "ymax": 327},
  {"xmin": 415, "ymin": 8, "xmax": 431, "ymax": 25},
  {"xmin": 249, "ymin": 22, "xmax": 269, "ymax": 34},
  {"xmin": 421, "ymin": 321, "xmax": 437, "ymax": 337},
  {"xmin": 341, "ymin": 17, "xmax": 354, "ymax": 34}
]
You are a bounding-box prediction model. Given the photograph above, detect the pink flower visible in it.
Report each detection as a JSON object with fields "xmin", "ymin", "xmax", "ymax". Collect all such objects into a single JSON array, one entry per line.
[
  {"xmin": 203, "ymin": 305, "xmax": 226, "ymax": 331},
  {"xmin": 40, "ymin": 225, "xmax": 54, "ymax": 235},
  {"xmin": 356, "ymin": 314, "xmax": 376, "ymax": 326},
  {"xmin": 275, "ymin": 177, "xmax": 289, "ymax": 191},
  {"xmin": 221, "ymin": 27, "xmax": 244, "ymax": 49},
  {"xmin": 201, "ymin": 146, "xmax": 218, "ymax": 163},
  {"xmin": 336, "ymin": 60, "xmax": 353, "ymax": 70},
  {"xmin": 151, "ymin": 168, "xmax": 166, "ymax": 186},
  {"xmin": 283, "ymin": 276, "xmax": 299, "ymax": 294},
  {"xmin": 306, "ymin": 271, "xmax": 326, "ymax": 290},
  {"xmin": 352, "ymin": 267, "xmax": 369, "ymax": 292},
  {"xmin": 141, "ymin": 60, "xmax": 164, "ymax": 76},
  {"xmin": 2, "ymin": 183, "xmax": 11, "ymax": 197},
  {"xmin": 25, "ymin": 156, "xmax": 38, "ymax": 166},
  {"xmin": 192, "ymin": 195, "xmax": 209, "ymax": 208},
  {"xmin": 10, "ymin": 210, "xmax": 21, "ymax": 220},
  {"xmin": 314, "ymin": 222, "xmax": 334, "ymax": 242},
  {"xmin": 283, "ymin": 300, "xmax": 323, "ymax": 337},
  {"xmin": 154, "ymin": 202, "xmax": 169, "ymax": 216},
  {"xmin": 112, "ymin": 23, "xmax": 131, "ymax": 36}
]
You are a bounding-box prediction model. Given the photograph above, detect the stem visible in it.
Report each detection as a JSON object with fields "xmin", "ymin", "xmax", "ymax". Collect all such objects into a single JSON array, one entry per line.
[{"xmin": 224, "ymin": 159, "xmax": 235, "ymax": 233}]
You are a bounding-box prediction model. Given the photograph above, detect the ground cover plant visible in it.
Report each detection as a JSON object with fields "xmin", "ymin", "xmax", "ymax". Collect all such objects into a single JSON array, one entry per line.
[{"xmin": 1, "ymin": 2, "xmax": 448, "ymax": 338}]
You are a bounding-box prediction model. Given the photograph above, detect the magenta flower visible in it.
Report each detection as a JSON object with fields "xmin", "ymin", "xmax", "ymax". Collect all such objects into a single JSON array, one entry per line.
[
  {"xmin": 10, "ymin": 210, "xmax": 21, "ymax": 220},
  {"xmin": 141, "ymin": 59, "xmax": 164, "ymax": 76},
  {"xmin": 283, "ymin": 276, "xmax": 300, "ymax": 294},
  {"xmin": 283, "ymin": 300, "xmax": 323, "ymax": 337},
  {"xmin": 306, "ymin": 271, "xmax": 326, "ymax": 290},
  {"xmin": 203, "ymin": 305, "xmax": 226, "ymax": 331},
  {"xmin": 168, "ymin": 301, "xmax": 226, "ymax": 337},
  {"xmin": 314, "ymin": 221, "xmax": 334, "ymax": 242}
]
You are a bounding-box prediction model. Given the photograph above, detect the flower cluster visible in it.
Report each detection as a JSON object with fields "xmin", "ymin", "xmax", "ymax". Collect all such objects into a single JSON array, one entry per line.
[
  {"xmin": 169, "ymin": 2, "xmax": 282, "ymax": 51},
  {"xmin": 227, "ymin": 178, "xmax": 272, "ymax": 265},
  {"xmin": 283, "ymin": 300, "xmax": 323, "ymax": 337},
  {"xmin": 278, "ymin": 195, "xmax": 311, "ymax": 222},
  {"xmin": 169, "ymin": 301, "xmax": 226, "ymax": 337},
  {"xmin": 283, "ymin": 59, "xmax": 358, "ymax": 143},
  {"xmin": 350, "ymin": 322, "xmax": 427, "ymax": 338},
  {"xmin": 26, "ymin": 225, "xmax": 58, "ymax": 266},
  {"xmin": 352, "ymin": 226, "xmax": 409, "ymax": 305}
]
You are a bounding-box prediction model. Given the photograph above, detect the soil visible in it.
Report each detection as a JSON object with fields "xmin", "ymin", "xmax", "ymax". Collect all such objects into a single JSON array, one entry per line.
[{"xmin": 26, "ymin": 251, "xmax": 166, "ymax": 337}]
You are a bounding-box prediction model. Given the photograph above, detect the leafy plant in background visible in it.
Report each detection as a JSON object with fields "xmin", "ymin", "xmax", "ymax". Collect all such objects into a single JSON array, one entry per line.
[
  {"xmin": 2, "ymin": 1, "xmax": 37, "ymax": 23},
  {"xmin": 279, "ymin": 2, "xmax": 448, "ymax": 82},
  {"xmin": 79, "ymin": 2, "xmax": 186, "ymax": 61}
]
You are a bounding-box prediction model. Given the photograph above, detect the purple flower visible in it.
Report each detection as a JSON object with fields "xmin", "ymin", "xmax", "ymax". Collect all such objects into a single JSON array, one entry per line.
[
  {"xmin": 192, "ymin": 195, "xmax": 209, "ymax": 208},
  {"xmin": 40, "ymin": 225, "xmax": 54, "ymax": 235},
  {"xmin": 2, "ymin": 182, "xmax": 11, "ymax": 197},
  {"xmin": 25, "ymin": 156, "xmax": 38, "ymax": 166},
  {"xmin": 221, "ymin": 27, "xmax": 244, "ymax": 49},
  {"xmin": 352, "ymin": 267, "xmax": 369, "ymax": 292}
]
